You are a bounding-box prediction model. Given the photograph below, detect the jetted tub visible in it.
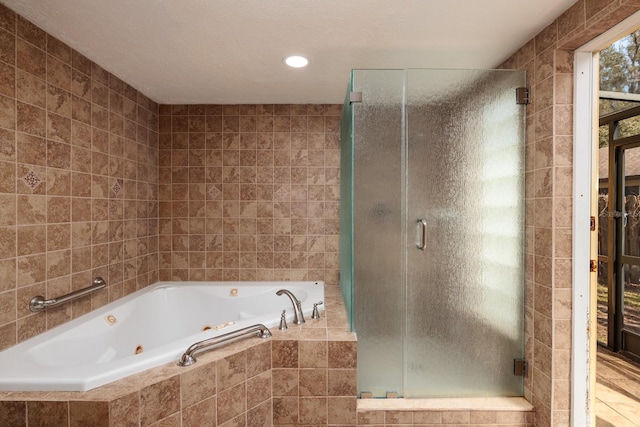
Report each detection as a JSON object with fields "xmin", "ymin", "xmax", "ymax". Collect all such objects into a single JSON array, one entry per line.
[{"xmin": 0, "ymin": 281, "xmax": 324, "ymax": 392}]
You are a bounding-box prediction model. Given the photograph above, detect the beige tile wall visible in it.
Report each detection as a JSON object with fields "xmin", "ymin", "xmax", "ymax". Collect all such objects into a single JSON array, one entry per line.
[
  {"xmin": 157, "ymin": 104, "xmax": 342, "ymax": 285},
  {"xmin": 0, "ymin": 4, "xmax": 159, "ymax": 351},
  {"xmin": 500, "ymin": 0, "xmax": 640, "ymax": 426}
]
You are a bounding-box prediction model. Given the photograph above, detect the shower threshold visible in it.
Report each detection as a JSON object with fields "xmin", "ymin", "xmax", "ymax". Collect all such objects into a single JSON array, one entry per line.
[
  {"xmin": 357, "ymin": 396, "xmax": 533, "ymax": 413},
  {"xmin": 357, "ymin": 397, "xmax": 534, "ymax": 425},
  {"xmin": 358, "ymin": 396, "xmax": 532, "ymax": 411}
]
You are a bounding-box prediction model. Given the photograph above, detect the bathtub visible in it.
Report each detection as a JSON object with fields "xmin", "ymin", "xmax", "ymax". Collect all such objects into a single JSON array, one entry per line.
[{"xmin": 0, "ymin": 281, "xmax": 324, "ymax": 392}]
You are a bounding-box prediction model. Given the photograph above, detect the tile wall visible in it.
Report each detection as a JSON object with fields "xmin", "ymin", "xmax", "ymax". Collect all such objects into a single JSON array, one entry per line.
[
  {"xmin": 500, "ymin": 0, "xmax": 640, "ymax": 426},
  {"xmin": 0, "ymin": 3, "xmax": 159, "ymax": 351},
  {"xmin": 157, "ymin": 104, "xmax": 342, "ymax": 285}
]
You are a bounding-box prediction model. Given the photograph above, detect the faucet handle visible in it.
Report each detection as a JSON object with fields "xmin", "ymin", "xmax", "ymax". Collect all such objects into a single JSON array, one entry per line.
[
  {"xmin": 279, "ymin": 310, "xmax": 288, "ymax": 330},
  {"xmin": 311, "ymin": 301, "xmax": 324, "ymax": 319}
]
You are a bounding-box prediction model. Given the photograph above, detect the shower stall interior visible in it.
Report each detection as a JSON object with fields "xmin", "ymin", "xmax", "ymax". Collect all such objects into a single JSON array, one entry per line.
[{"xmin": 340, "ymin": 69, "xmax": 526, "ymax": 398}]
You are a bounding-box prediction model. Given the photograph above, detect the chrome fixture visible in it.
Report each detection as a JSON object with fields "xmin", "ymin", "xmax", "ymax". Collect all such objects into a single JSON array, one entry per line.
[
  {"xmin": 311, "ymin": 301, "xmax": 324, "ymax": 319},
  {"xmin": 514, "ymin": 359, "xmax": 528, "ymax": 377},
  {"xmin": 276, "ymin": 289, "xmax": 305, "ymax": 324},
  {"xmin": 177, "ymin": 324, "xmax": 272, "ymax": 367},
  {"xmin": 279, "ymin": 310, "xmax": 288, "ymax": 330},
  {"xmin": 416, "ymin": 218, "xmax": 427, "ymax": 250},
  {"xmin": 29, "ymin": 277, "xmax": 106, "ymax": 312}
]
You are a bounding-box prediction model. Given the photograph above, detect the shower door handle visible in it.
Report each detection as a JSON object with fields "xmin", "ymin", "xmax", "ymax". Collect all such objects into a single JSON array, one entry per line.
[{"xmin": 416, "ymin": 219, "xmax": 426, "ymax": 250}]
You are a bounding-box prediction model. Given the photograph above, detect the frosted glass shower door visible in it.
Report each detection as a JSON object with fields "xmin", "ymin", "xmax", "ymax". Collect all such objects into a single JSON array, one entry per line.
[
  {"xmin": 348, "ymin": 68, "xmax": 525, "ymax": 398},
  {"xmin": 351, "ymin": 70, "xmax": 406, "ymax": 397},
  {"xmin": 405, "ymin": 69, "xmax": 526, "ymax": 397}
]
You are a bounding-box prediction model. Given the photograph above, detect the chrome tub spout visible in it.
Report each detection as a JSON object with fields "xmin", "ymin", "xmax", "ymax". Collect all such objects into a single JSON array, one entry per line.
[{"xmin": 276, "ymin": 289, "xmax": 305, "ymax": 324}]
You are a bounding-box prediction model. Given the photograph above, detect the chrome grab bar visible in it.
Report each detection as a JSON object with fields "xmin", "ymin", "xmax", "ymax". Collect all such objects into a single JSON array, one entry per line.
[
  {"xmin": 416, "ymin": 218, "xmax": 427, "ymax": 250},
  {"xmin": 177, "ymin": 323, "xmax": 272, "ymax": 367},
  {"xmin": 29, "ymin": 277, "xmax": 106, "ymax": 312}
]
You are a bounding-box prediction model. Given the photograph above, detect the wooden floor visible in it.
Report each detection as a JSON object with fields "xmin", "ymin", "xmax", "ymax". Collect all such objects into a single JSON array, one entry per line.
[{"xmin": 596, "ymin": 348, "xmax": 640, "ymax": 426}]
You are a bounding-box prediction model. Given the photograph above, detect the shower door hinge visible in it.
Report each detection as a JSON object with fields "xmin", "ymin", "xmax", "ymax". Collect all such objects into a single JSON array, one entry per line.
[
  {"xmin": 590, "ymin": 215, "xmax": 596, "ymax": 231},
  {"xmin": 514, "ymin": 359, "xmax": 527, "ymax": 377},
  {"xmin": 350, "ymin": 91, "xmax": 363, "ymax": 104},
  {"xmin": 516, "ymin": 87, "xmax": 530, "ymax": 105}
]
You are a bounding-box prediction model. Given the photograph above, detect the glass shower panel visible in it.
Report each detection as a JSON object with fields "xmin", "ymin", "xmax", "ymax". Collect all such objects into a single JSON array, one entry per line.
[
  {"xmin": 405, "ymin": 69, "xmax": 525, "ymax": 397},
  {"xmin": 351, "ymin": 70, "xmax": 406, "ymax": 397}
]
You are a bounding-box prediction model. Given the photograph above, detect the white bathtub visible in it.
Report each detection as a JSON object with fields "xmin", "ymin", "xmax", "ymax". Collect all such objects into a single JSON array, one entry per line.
[{"xmin": 0, "ymin": 281, "xmax": 324, "ymax": 392}]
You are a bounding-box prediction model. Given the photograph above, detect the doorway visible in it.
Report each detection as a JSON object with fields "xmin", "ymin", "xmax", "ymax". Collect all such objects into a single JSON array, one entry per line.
[
  {"xmin": 597, "ymin": 32, "xmax": 640, "ymax": 363},
  {"xmin": 574, "ymin": 10, "xmax": 640, "ymax": 426}
]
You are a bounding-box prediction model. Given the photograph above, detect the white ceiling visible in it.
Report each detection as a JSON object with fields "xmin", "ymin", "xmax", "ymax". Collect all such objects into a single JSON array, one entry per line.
[{"xmin": 3, "ymin": 0, "xmax": 578, "ymax": 104}]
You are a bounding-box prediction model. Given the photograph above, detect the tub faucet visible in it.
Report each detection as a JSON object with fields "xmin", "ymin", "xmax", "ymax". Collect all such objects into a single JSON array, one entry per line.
[{"xmin": 276, "ymin": 289, "xmax": 305, "ymax": 324}]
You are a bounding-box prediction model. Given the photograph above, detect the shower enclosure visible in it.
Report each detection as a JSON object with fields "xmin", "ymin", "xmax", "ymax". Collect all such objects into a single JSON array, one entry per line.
[{"xmin": 340, "ymin": 69, "xmax": 526, "ymax": 398}]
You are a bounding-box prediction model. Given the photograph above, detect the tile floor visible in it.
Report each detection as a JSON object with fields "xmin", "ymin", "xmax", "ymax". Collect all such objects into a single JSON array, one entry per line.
[{"xmin": 596, "ymin": 347, "xmax": 640, "ymax": 426}]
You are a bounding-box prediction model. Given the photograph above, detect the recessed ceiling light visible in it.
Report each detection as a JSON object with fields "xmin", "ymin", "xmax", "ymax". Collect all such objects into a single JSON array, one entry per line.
[{"xmin": 284, "ymin": 55, "xmax": 309, "ymax": 68}]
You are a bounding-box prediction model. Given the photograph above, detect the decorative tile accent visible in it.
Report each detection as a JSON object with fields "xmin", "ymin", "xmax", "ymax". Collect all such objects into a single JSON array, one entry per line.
[
  {"xmin": 208, "ymin": 185, "xmax": 221, "ymax": 199},
  {"xmin": 274, "ymin": 185, "xmax": 289, "ymax": 200},
  {"xmin": 111, "ymin": 179, "xmax": 121, "ymax": 196},
  {"xmin": 22, "ymin": 169, "xmax": 42, "ymax": 190}
]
